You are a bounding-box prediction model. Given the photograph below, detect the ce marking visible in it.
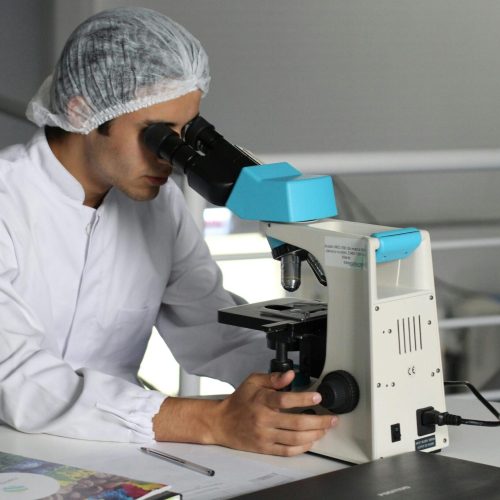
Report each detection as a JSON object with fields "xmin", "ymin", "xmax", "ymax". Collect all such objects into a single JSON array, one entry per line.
[{"xmin": 408, "ymin": 366, "xmax": 416, "ymax": 376}]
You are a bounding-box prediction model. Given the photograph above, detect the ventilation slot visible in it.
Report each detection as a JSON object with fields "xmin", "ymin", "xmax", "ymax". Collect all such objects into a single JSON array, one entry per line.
[{"xmin": 397, "ymin": 315, "xmax": 423, "ymax": 354}]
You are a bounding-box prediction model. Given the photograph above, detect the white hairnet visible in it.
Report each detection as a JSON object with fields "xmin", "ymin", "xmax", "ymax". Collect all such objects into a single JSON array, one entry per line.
[{"xmin": 26, "ymin": 7, "xmax": 210, "ymax": 134}]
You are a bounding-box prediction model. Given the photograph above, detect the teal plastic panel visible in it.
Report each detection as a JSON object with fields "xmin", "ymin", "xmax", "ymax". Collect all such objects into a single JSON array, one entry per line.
[
  {"xmin": 371, "ymin": 228, "xmax": 422, "ymax": 263},
  {"xmin": 226, "ymin": 162, "xmax": 337, "ymax": 222}
]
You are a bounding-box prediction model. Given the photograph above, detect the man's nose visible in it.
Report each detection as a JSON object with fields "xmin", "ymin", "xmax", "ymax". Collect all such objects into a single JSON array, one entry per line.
[
  {"xmin": 156, "ymin": 156, "xmax": 174, "ymax": 175},
  {"xmin": 157, "ymin": 156, "xmax": 171, "ymax": 166}
]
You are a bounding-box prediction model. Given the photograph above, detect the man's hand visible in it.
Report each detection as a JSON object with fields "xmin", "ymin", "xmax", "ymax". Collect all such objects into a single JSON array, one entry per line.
[
  {"xmin": 153, "ymin": 370, "xmax": 337, "ymax": 457},
  {"xmin": 210, "ymin": 370, "xmax": 337, "ymax": 456}
]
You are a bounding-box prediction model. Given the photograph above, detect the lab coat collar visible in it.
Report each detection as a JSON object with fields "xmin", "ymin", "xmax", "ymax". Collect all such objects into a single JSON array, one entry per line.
[{"xmin": 27, "ymin": 128, "xmax": 87, "ymax": 205}]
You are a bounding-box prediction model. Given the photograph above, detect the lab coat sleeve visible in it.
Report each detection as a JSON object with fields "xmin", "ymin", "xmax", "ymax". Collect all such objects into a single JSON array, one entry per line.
[
  {"xmin": 0, "ymin": 220, "xmax": 166, "ymax": 442},
  {"xmin": 155, "ymin": 188, "xmax": 271, "ymax": 388}
]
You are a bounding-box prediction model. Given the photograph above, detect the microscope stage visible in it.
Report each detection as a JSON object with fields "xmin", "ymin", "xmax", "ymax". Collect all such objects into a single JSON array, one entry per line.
[{"xmin": 218, "ymin": 298, "xmax": 327, "ymax": 332}]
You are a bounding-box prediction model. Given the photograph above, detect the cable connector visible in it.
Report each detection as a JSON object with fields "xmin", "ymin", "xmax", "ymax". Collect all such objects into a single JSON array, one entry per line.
[
  {"xmin": 417, "ymin": 381, "xmax": 500, "ymax": 437},
  {"xmin": 419, "ymin": 405, "xmax": 500, "ymax": 429},
  {"xmin": 421, "ymin": 409, "xmax": 462, "ymax": 427}
]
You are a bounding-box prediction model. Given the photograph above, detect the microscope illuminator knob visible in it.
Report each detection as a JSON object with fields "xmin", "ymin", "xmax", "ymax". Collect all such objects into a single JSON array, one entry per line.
[{"xmin": 317, "ymin": 370, "xmax": 360, "ymax": 414}]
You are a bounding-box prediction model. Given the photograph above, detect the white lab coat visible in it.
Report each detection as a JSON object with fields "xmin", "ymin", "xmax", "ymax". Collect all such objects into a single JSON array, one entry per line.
[{"xmin": 0, "ymin": 130, "xmax": 270, "ymax": 442}]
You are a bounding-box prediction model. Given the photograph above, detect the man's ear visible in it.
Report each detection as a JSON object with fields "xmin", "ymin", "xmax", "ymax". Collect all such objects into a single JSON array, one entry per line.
[{"xmin": 66, "ymin": 96, "xmax": 91, "ymax": 130}]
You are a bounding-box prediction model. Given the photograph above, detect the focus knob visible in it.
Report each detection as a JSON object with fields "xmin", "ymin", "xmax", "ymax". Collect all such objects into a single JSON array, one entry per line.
[{"xmin": 317, "ymin": 370, "xmax": 359, "ymax": 414}]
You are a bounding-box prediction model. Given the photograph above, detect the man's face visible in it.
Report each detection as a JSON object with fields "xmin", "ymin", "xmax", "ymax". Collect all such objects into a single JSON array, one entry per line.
[{"xmin": 83, "ymin": 90, "xmax": 202, "ymax": 202}]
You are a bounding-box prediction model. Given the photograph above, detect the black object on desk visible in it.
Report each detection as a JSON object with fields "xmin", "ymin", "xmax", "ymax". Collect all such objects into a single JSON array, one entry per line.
[{"xmin": 232, "ymin": 451, "xmax": 500, "ymax": 499}]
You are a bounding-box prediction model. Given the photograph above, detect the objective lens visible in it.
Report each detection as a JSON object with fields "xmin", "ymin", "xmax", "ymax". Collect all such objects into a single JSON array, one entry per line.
[{"xmin": 281, "ymin": 253, "xmax": 302, "ymax": 292}]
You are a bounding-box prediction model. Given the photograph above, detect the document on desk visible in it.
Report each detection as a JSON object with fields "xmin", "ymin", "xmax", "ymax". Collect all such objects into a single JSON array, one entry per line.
[
  {"xmin": 146, "ymin": 443, "xmax": 340, "ymax": 500},
  {"xmin": 0, "ymin": 449, "xmax": 176, "ymax": 499}
]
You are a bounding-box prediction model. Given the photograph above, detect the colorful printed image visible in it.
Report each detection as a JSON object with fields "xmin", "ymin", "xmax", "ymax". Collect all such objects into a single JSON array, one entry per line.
[{"xmin": 0, "ymin": 452, "xmax": 168, "ymax": 499}]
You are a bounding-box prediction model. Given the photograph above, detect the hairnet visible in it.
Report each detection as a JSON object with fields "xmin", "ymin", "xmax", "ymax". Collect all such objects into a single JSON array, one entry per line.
[{"xmin": 26, "ymin": 7, "xmax": 210, "ymax": 134}]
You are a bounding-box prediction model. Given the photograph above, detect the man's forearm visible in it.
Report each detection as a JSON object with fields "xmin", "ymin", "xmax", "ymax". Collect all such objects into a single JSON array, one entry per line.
[
  {"xmin": 151, "ymin": 372, "xmax": 337, "ymax": 456},
  {"xmin": 153, "ymin": 397, "xmax": 222, "ymax": 444}
]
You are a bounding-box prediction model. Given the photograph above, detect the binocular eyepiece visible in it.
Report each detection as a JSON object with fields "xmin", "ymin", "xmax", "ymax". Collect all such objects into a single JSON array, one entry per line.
[
  {"xmin": 143, "ymin": 115, "xmax": 259, "ymax": 206},
  {"xmin": 144, "ymin": 115, "xmax": 328, "ymax": 292}
]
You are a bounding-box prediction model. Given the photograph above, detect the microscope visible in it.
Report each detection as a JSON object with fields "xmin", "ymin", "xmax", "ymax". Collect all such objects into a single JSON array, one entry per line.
[{"xmin": 144, "ymin": 116, "xmax": 449, "ymax": 464}]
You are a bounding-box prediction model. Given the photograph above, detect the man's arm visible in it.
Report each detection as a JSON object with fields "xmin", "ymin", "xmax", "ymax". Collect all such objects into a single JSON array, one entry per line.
[
  {"xmin": 153, "ymin": 185, "xmax": 337, "ymax": 455},
  {"xmin": 153, "ymin": 370, "xmax": 337, "ymax": 456},
  {"xmin": 0, "ymin": 220, "xmax": 166, "ymax": 442}
]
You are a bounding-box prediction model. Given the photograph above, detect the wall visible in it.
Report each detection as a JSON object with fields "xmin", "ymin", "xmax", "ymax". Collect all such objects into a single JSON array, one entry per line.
[
  {"xmin": 0, "ymin": 0, "xmax": 53, "ymax": 147},
  {"xmin": 5, "ymin": 2, "xmax": 500, "ymax": 159},
  {"xmin": 88, "ymin": 0, "xmax": 500, "ymax": 155},
  {"xmin": 1, "ymin": 1, "xmax": 499, "ymax": 383},
  {"xmin": 2, "ymin": 0, "xmax": 499, "ymax": 301},
  {"xmin": 81, "ymin": 0, "xmax": 500, "ymax": 228}
]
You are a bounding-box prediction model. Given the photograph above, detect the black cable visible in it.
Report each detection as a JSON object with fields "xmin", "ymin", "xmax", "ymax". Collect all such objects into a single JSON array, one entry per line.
[
  {"xmin": 421, "ymin": 409, "xmax": 500, "ymax": 427},
  {"xmin": 423, "ymin": 380, "xmax": 500, "ymax": 428},
  {"xmin": 444, "ymin": 380, "xmax": 500, "ymax": 420},
  {"xmin": 461, "ymin": 418, "xmax": 500, "ymax": 427}
]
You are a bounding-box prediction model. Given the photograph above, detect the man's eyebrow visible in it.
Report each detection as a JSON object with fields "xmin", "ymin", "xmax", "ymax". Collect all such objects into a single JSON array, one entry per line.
[
  {"xmin": 141, "ymin": 113, "xmax": 199, "ymax": 129},
  {"xmin": 142, "ymin": 120, "xmax": 175, "ymax": 127}
]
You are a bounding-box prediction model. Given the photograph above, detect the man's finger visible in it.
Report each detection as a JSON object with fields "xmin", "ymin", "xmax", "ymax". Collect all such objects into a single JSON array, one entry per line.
[
  {"xmin": 267, "ymin": 442, "xmax": 316, "ymax": 457},
  {"xmin": 262, "ymin": 387, "xmax": 324, "ymax": 410},
  {"xmin": 272, "ymin": 427, "xmax": 329, "ymax": 447},
  {"xmin": 269, "ymin": 370, "xmax": 295, "ymax": 389},
  {"xmin": 274, "ymin": 411, "xmax": 337, "ymax": 431},
  {"xmin": 243, "ymin": 370, "xmax": 295, "ymax": 391}
]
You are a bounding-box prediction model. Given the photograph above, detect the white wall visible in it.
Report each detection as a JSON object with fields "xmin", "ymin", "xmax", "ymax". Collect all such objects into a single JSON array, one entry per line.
[
  {"xmin": 6, "ymin": 1, "xmax": 500, "ymax": 157},
  {"xmin": 0, "ymin": 0, "xmax": 52, "ymax": 146},
  {"xmin": 1, "ymin": 0, "xmax": 499, "ymax": 291},
  {"xmin": 1, "ymin": 1, "xmax": 499, "ymax": 384},
  {"xmin": 89, "ymin": 0, "xmax": 500, "ymax": 154},
  {"xmin": 75, "ymin": 0, "xmax": 500, "ymax": 228}
]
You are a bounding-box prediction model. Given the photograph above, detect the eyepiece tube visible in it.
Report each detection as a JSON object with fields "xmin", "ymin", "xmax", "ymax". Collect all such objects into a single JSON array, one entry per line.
[
  {"xmin": 143, "ymin": 123, "xmax": 198, "ymax": 170},
  {"xmin": 144, "ymin": 123, "xmax": 226, "ymax": 205},
  {"xmin": 144, "ymin": 118, "xmax": 260, "ymax": 206},
  {"xmin": 183, "ymin": 115, "xmax": 260, "ymax": 169},
  {"xmin": 182, "ymin": 115, "xmax": 221, "ymax": 154}
]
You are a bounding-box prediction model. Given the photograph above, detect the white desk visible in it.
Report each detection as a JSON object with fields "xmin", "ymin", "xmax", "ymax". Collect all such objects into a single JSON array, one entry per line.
[{"xmin": 1, "ymin": 395, "xmax": 498, "ymax": 499}]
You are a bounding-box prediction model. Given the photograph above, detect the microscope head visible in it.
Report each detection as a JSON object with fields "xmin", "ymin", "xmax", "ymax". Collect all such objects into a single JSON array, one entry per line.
[
  {"xmin": 143, "ymin": 116, "xmax": 259, "ymax": 206},
  {"xmin": 143, "ymin": 116, "xmax": 337, "ymax": 223},
  {"xmin": 143, "ymin": 115, "xmax": 338, "ymax": 293}
]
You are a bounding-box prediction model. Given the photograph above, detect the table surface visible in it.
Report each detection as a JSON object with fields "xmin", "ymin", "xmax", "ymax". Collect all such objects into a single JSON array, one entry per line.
[{"xmin": 0, "ymin": 394, "xmax": 498, "ymax": 499}]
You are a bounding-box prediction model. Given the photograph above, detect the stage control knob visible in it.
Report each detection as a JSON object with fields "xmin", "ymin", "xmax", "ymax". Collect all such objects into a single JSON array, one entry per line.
[{"xmin": 317, "ymin": 370, "xmax": 360, "ymax": 414}]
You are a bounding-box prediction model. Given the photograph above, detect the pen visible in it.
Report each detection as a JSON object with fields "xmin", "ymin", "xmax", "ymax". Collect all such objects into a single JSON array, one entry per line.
[{"xmin": 140, "ymin": 447, "xmax": 215, "ymax": 477}]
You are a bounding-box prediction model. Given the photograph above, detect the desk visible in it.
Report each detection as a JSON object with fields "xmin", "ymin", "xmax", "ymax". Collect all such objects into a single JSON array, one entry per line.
[{"xmin": 0, "ymin": 395, "xmax": 498, "ymax": 499}]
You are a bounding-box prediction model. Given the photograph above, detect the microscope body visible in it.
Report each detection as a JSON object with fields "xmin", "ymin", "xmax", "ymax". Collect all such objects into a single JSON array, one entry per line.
[
  {"xmin": 144, "ymin": 116, "xmax": 449, "ymax": 465},
  {"xmin": 262, "ymin": 219, "xmax": 448, "ymax": 463}
]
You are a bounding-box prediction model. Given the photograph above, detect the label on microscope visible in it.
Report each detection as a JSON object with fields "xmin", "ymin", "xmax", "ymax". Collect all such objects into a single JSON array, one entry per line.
[
  {"xmin": 415, "ymin": 435, "xmax": 436, "ymax": 451},
  {"xmin": 324, "ymin": 236, "xmax": 367, "ymax": 270}
]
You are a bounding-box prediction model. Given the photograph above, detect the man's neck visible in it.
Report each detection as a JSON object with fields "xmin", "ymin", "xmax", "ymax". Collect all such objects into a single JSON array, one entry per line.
[{"xmin": 46, "ymin": 129, "xmax": 108, "ymax": 208}]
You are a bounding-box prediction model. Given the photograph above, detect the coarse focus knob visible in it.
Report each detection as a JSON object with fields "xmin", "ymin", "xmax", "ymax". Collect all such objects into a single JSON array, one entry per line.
[{"xmin": 317, "ymin": 370, "xmax": 360, "ymax": 414}]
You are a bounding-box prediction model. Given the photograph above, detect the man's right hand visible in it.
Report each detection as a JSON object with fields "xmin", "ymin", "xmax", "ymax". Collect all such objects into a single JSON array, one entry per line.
[{"xmin": 153, "ymin": 370, "xmax": 338, "ymax": 457}]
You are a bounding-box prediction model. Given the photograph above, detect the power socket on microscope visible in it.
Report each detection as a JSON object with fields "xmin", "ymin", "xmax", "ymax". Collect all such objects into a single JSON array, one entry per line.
[{"xmin": 416, "ymin": 406, "xmax": 436, "ymax": 436}]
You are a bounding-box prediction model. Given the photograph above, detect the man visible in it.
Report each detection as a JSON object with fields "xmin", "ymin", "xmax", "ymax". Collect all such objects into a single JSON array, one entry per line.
[{"xmin": 0, "ymin": 7, "xmax": 336, "ymax": 456}]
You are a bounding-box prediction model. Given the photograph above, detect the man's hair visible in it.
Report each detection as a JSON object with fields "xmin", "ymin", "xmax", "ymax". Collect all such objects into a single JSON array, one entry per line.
[
  {"xmin": 96, "ymin": 120, "xmax": 112, "ymax": 136},
  {"xmin": 45, "ymin": 120, "xmax": 112, "ymax": 139}
]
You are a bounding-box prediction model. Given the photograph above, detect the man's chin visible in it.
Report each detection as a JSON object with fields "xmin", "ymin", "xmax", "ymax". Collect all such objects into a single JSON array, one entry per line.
[{"xmin": 120, "ymin": 185, "xmax": 161, "ymax": 202}]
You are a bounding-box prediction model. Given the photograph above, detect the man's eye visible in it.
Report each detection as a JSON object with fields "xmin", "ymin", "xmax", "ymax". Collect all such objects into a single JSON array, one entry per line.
[{"xmin": 181, "ymin": 115, "xmax": 199, "ymax": 141}]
